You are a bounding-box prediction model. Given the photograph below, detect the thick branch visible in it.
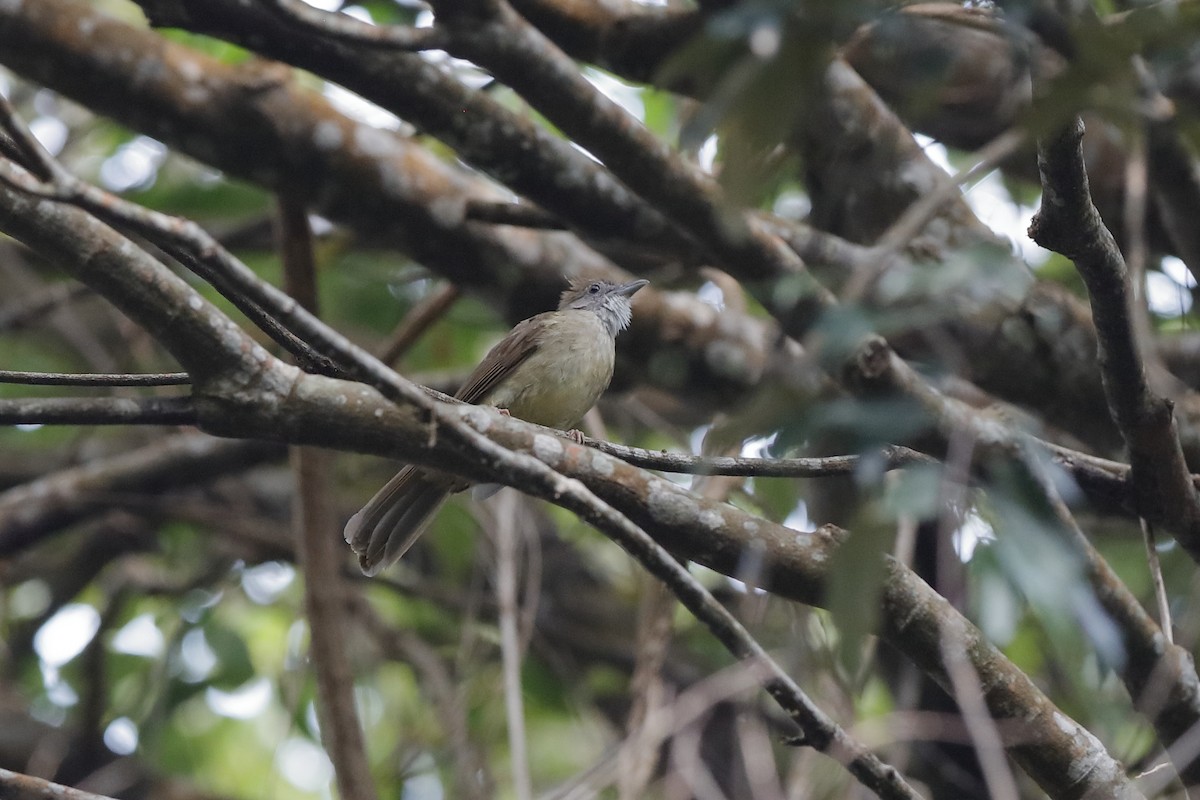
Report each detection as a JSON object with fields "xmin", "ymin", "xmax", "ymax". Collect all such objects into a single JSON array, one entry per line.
[{"xmin": 1029, "ymin": 118, "xmax": 1200, "ymax": 560}]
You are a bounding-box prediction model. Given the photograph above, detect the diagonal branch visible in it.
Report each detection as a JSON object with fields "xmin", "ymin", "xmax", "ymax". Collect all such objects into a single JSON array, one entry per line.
[
  {"xmin": 433, "ymin": 0, "xmax": 835, "ymax": 326},
  {"xmin": 0, "ymin": 768, "xmax": 121, "ymax": 800},
  {"xmin": 264, "ymin": 0, "xmax": 449, "ymax": 51},
  {"xmin": 1029, "ymin": 117, "xmax": 1200, "ymax": 561}
]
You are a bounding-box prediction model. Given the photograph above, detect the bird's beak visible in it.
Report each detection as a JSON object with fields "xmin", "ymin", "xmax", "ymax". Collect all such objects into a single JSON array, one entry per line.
[{"xmin": 615, "ymin": 279, "xmax": 649, "ymax": 297}]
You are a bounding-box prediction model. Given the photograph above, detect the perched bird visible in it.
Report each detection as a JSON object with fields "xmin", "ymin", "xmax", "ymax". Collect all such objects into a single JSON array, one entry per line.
[{"xmin": 345, "ymin": 277, "xmax": 649, "ymax": 575}]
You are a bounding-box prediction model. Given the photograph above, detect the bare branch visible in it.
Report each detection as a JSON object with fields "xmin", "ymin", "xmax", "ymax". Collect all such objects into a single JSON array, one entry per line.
[
  {"xmin": 1142, "ymin": 518, "xmax": 1173, "ymax": 644},
  {"xmin": 587, "ymin": 440, "xmax": 933, "ymax": 477},
  {"xmin": 0, "ymin": 369, "xmax": 190, "ymax": 386},
  {"xmin": 0, "ymin": 768, "xmax": 121, "ymax": 800},
  {"xmin": 0, "ymin": 395, "xmax": 196, "ymax": 426},
  {"xmin": 280, "ymin": 198, "xmax": 378, "ymax": 800},
  {"xmin": 1029, "ymin": 117, "xmax": 1200, "ymax": 560},
  {"xmin": 377, "ymin": 283, "xmax": 461, "ymax": 367},
  {"xmin": 494, "ymin": 493, "xmax": 534, "ymax": 800}
]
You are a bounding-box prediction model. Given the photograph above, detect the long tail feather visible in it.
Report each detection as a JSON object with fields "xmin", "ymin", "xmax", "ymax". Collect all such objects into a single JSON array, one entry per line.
[{"xmin": 344, "ymin": 466, "xmax": 451, "ymax": 576}]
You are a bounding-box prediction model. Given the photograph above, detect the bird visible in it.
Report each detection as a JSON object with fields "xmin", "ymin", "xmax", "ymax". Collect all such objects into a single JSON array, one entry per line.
[{"xmin": 345, "ymin": 276, "xmax": 649, "ymax": 575}]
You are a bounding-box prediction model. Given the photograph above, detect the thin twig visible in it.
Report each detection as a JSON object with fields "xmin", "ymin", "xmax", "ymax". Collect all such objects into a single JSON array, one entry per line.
[
  {"xmin": 494, "ymin": 491, "xmax": 533, "ymax": 800},
  {"xmin": 377, "ymin": 283, "xmax": 461, "ymax": 366},
  {"xmin": 619, "ymin": 574, "xmax": 675, "ymax": 800},
  {"xmin": 0, "ymin": 369, "xmax": 190, "ymax": 386},
  {"xmin": 843, "ymin": 127, "xmax": 1028, "ymax": 302},
  {"xmin": 279, "ymin": 197, "xmax": 378, "ymax": 800},
  {"xmin": 939, "ymin": 637, "xmax": 1022, "ymax": 800},
  {"xmin": 1142, "ymin": 518, "xmax": 1174, "ymax": 644},
  {"xmin": 354, "ymin": 595, "xmax": 494, "ymax": 799},
  {"xmin": 585, "ymin": 440, "xmax": 933, "ymax": 477}
]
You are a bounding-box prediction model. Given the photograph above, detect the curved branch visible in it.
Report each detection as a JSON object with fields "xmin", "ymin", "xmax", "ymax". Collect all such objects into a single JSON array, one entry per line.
[{"xmin": 1030, "ymin": 118, "xmax": 1200, "ymax": 560}]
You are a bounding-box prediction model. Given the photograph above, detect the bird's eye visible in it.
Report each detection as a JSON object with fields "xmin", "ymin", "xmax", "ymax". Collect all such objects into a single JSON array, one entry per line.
[{"xmin": 588, "ymin": 282, "xmax": 601, "ymax": 294}]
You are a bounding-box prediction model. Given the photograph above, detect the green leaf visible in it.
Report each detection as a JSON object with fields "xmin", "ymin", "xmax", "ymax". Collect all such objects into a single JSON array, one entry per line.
[
  {"xmin": 825, "ymin": 512, "xmax": 890, "ymax": 676},
  {"xmin": 204, "ymin": 621, "xmax": 256, "ymax": 689}
]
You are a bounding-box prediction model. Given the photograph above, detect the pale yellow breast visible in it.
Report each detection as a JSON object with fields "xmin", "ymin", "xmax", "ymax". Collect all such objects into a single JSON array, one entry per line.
[{"xmin": 485, "ymin": 310, "xmax": 615, "ymax": 430}]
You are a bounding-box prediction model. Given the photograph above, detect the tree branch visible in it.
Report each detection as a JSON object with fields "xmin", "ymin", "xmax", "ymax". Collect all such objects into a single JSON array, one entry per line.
[
  {"xmin": 1029, "ymin": 117, "xmax": 1200, "ymax": 560},
  {"xmin": 0, "ymin": 768, "xmax": 121, "ymax": 800},
  {"xmin": 262, "ymin": 0, "xmax": 449, "ymax": 51},
  {"xmin": 0, "ymin": 396, "xmax": 196, "ymax": 425},
  {"xmin": 587, "ymin": 440, "xmax": 934, "ymax": 477},
  {"xmin": 278, "ymin": 196, "xmax": 378, "ymax": 800},
  {"xmin": 0, "ymin": 369, "xmax": 189, "ymax": 386}
]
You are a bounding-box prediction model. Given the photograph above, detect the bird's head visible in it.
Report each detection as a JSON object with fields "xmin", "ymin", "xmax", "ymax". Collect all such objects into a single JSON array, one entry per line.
[{"xmin": 559, "ymin": 277, "xmax": 648, "ymax": 336}]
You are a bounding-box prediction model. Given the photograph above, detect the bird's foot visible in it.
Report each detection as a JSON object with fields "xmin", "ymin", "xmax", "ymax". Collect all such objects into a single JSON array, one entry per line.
[{"xmin": 565, "ymin": 429, "xmax": 586, "ymax": 445}]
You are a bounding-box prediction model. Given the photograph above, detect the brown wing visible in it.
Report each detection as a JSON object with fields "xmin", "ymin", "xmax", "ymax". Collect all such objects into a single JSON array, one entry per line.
[{"xmin": 454, "ymin": 314, "xmax": 546, "ymax": 404}]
